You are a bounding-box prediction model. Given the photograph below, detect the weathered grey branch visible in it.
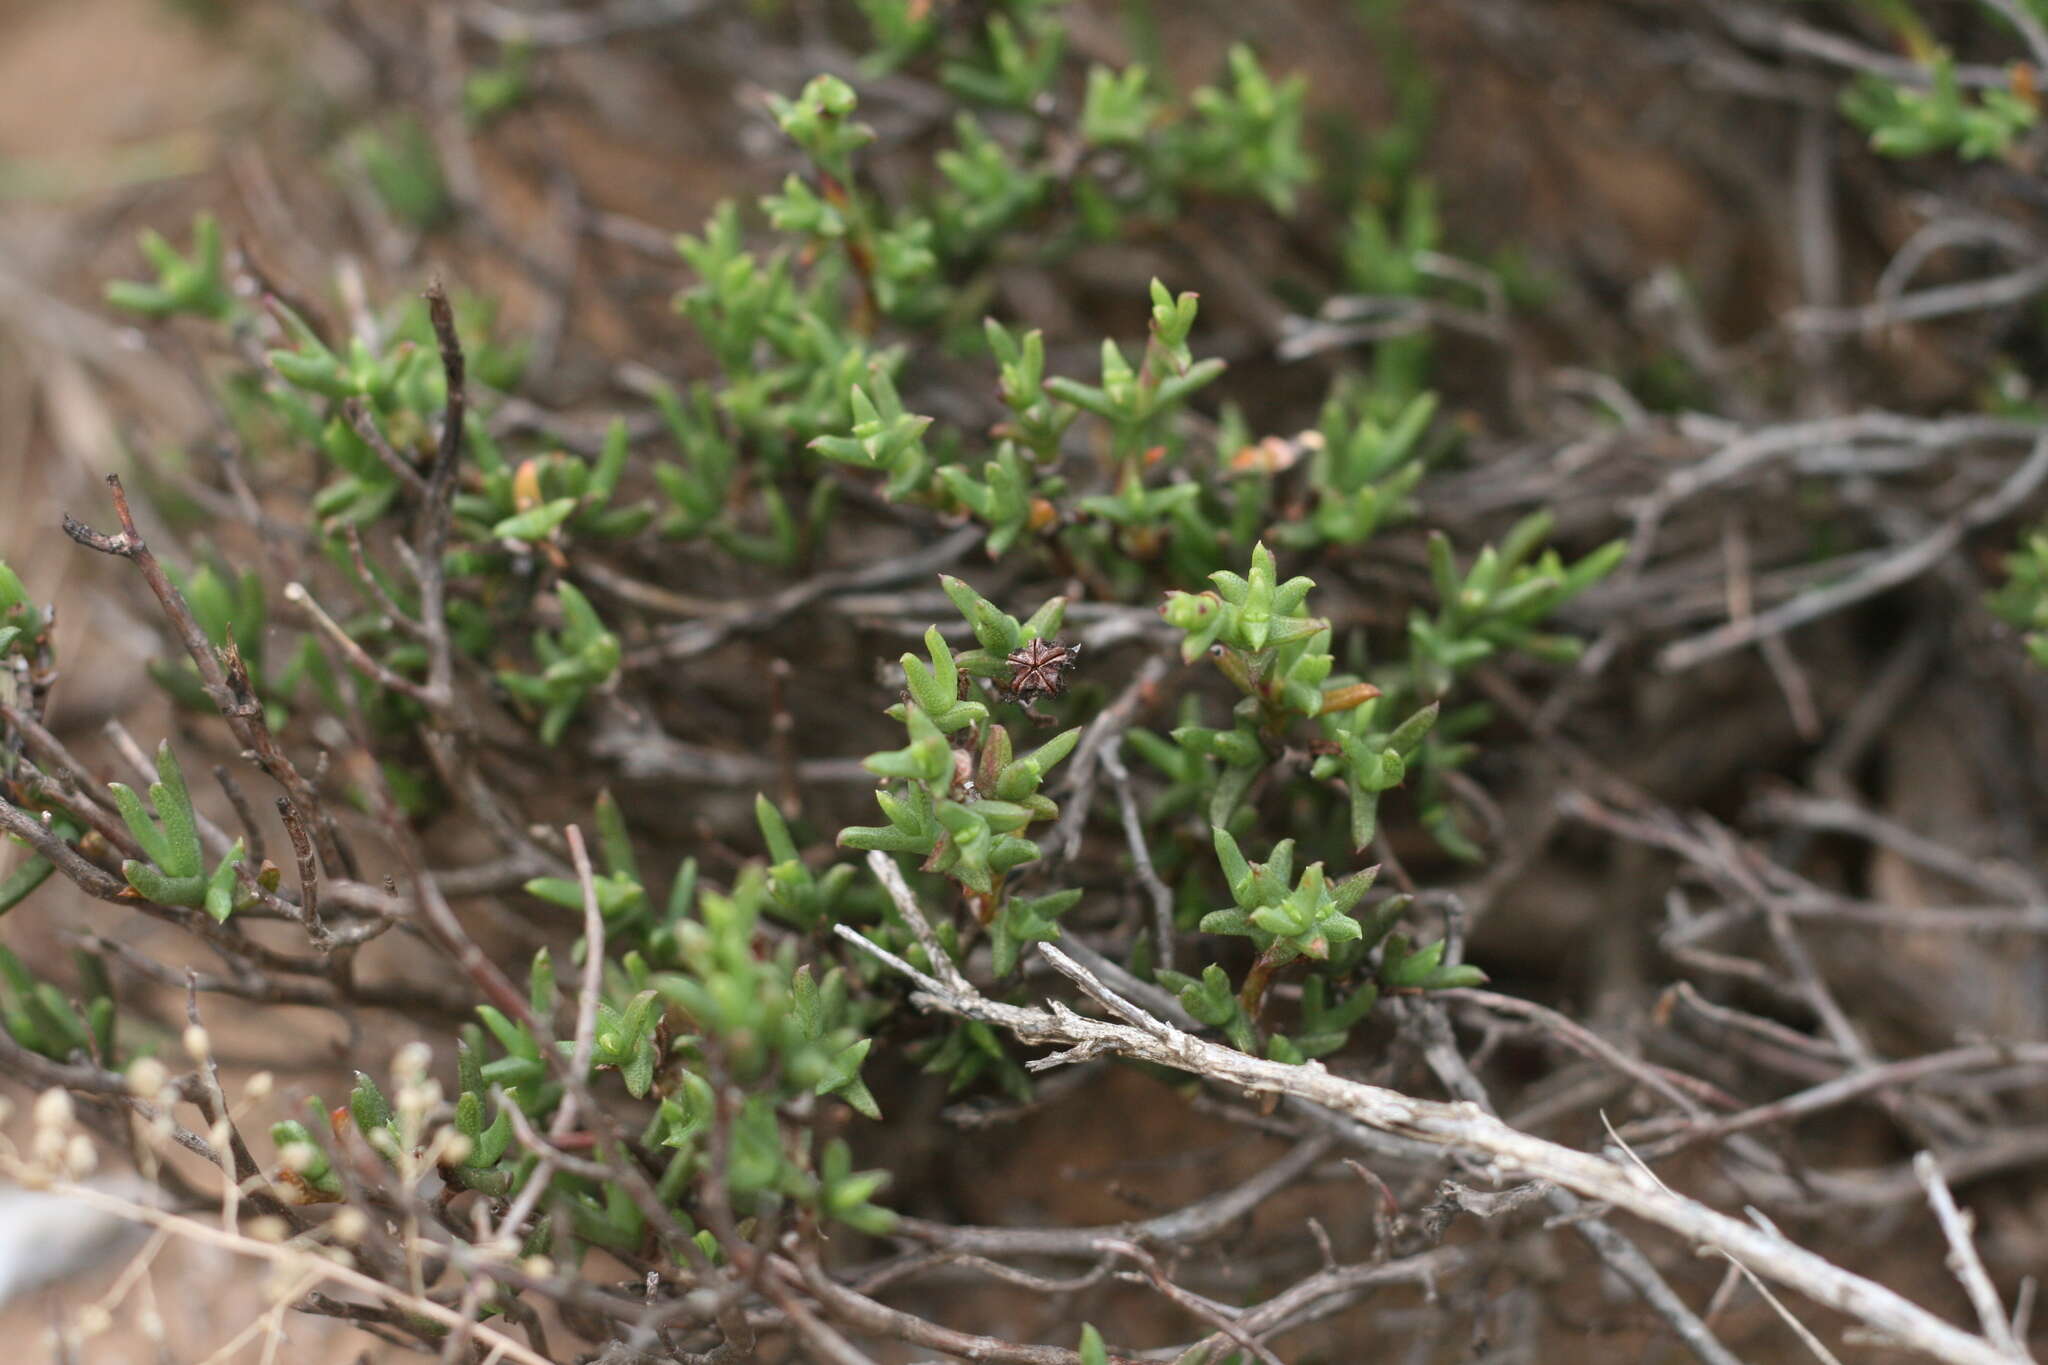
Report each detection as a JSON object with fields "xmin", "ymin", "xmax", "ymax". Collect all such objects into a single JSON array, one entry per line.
[{"xmin": 844, "ymin": 850, "xmax": 2034, "ymax": 1365}]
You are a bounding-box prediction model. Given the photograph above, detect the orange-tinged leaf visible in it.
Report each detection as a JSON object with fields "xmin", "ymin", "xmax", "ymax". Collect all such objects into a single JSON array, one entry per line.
[
  {"xmin": 1316, "ymin": 682, "xmax": 1382, "ymax": 716},
  {"xmin": 512, "ymin": 459, "xmax": 544, "ymax": 512},
  {"xmin": 1229, "ymin": 430, "xmax": 1320, "ymax": 474}
]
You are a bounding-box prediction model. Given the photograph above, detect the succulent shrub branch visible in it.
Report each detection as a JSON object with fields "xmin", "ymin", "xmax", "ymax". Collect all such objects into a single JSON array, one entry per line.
[{"xmin": 24, "ymin": 6, "xmax": 2027, "ymax": 1365}]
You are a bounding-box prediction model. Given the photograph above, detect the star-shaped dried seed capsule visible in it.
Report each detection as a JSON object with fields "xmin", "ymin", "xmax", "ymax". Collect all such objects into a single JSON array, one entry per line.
[{"xmin": 1002, "ymin": 638, "xmax": 1080, "ymax": 702}]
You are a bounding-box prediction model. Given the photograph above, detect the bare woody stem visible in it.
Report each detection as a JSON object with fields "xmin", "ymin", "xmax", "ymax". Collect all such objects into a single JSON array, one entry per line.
[
  {"xmin": 1238, "ymin": 944, "xmax": 1288, "ymax": 1022},
  {"xmin": 416, "ymin": 280, "xmax": 466, "ymax": 711},
  {"xmin": 276, "ymin": 796, "xmax": 325, "ymax": 944},
  {"xmin": 61, "ymin": 473, "xmax": 355, "ymax": 880}
]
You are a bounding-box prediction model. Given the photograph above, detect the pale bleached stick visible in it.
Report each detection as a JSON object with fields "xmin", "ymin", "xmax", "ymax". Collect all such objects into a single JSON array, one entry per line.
[
  {"xmin": 1915, "ymin": 1153, "xmax": 2031, "ymax": 1361},
  {"xmin": 842, "ymin": 853, "xmax": 2034, "ymax": 1365}
]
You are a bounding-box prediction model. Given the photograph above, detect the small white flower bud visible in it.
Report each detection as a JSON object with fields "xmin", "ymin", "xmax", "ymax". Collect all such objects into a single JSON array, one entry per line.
[
  {"xmin": 127, "ymin": 1058, "xmax": 168, "ymax": 1098},
  {"xmin": 393, "ymin": 1041, "xmax": 432, "ymax": 1083},
  {"xmin": 32, "ymin": 1088, "xmax": 72, "ymax": 1132}
]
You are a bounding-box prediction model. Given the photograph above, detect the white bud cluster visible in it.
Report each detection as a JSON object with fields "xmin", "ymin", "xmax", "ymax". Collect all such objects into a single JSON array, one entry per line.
[
  {"xmin": 393, "ymin": 1042, "xmax": 442, "ymax": 1149},
  {"xmin": 28, "ymin": 1088, "xmax": 94, "ymax": 1179}
]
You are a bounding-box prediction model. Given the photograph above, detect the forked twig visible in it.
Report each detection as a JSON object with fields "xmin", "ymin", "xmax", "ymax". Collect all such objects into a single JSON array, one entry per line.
[
  {"xmin": 842, "ymin": 857, "xmax": 2036, "ymax": 1365},
  {"xmin": 1915, "ymin": 1153, "xmax": 2031, "ymax": 1361}
]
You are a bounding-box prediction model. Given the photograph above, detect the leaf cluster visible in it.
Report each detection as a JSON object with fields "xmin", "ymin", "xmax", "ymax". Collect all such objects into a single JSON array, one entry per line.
[
  {"xmin": 111, "ymin": 741, "xmax": 267, "ymax": 921},
  {"xmin": 1843, "ymin": 54, "xmax": 2038, "ymax": 160}
]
